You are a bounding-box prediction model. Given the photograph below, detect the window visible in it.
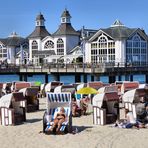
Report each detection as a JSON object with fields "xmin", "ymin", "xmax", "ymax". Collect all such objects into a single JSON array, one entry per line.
[
  {"xmin": 32, "ymin": 40, "xmax": 38, "ymax": 50},
  {"xmin": 91, "ymin": 34, "xmax": 115, "ymax": 63},
  {"xmin": 44, "ymin": 40, "xmax": 54, "ymax": 49},
  {"xmin": 57, "ymin": 38, "xmax": 64, "ymax": 55},
  {"xmin": 126, "ymin": 34, "xmax": 147, "ymax": 63},
  {"xmin": 62, "ymin": 18, "xmax": 66, "ymax": 23}
]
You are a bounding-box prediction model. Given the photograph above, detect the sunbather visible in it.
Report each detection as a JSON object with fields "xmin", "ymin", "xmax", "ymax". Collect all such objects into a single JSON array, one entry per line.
[{"xmin": 49, "ymin": 107, "xmax": 66, "ymax": 133}]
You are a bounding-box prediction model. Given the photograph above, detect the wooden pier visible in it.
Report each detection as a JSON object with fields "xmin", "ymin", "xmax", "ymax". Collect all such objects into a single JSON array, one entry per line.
[{"xmin": 0, "ymin": 63, "xmax": 148, "ymax": 83}]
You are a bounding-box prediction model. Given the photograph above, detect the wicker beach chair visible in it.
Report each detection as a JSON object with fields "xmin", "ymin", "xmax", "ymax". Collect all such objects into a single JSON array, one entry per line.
[
  {"xmin": 121, "ymin": 88, "xmax": 147, "ymax": 120},
  {"xmin": 19, "ymin": 87, "xmax": 39, "ymax": 112},
  {"xmin": 14, "ymin": 82, "xmax": 31, "ymax": 92},
  {"xmin": 0, "ymin": 92, "xmax": 26, "ymax": 125},
  {"xmin": 43, "ymin": 92, "xmax": 72, "ymax": 134},
  {"xmin": 93, "ymin": 91, "xmax": 119, "ymax": 125}
]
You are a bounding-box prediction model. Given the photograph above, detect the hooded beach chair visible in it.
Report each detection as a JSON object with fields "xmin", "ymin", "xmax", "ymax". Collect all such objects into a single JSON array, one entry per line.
[
  {"xmin": 121, "ymin": 88, "xmax": 147, "ymax": 120},
  {"xmin": 0, "ymin": 92, "xmax": 26, "ymax": 125},
  {"xmin": 19, "ymin": 87, "xmax": 39, "ymax": 112},
  {"xmin": 93, "ymin": 87, "xmax": 119, "ymax": 125},
  {"xmin": 43, "ymin": 92, "xmax": 72, "ymax": 134}
]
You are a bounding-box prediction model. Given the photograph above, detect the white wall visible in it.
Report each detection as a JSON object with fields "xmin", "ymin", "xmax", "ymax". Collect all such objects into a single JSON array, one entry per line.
[
  {"xmin": 115, "ymin": 39, "xmax": 126, "ymax": 63},
  {"xmin": 85, "ymin": 42, "xmax": 91, "ymax": 63}
]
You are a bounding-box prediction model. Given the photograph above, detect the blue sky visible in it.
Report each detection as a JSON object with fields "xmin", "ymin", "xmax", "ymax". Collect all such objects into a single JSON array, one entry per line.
[{"xmin": 0, "ymin": 0, "xmax": 148, "ymax": 38}]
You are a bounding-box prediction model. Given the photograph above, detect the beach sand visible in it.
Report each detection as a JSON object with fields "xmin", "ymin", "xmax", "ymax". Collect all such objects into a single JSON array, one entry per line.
[{"xmin": 0, "ymin": 97, "xmax": 148, "ymax": 148}]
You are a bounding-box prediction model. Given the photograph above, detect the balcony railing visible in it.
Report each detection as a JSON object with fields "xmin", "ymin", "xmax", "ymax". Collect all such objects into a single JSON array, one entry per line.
[{"xmin": 0, "ymin": 62, "xmax": 148, "ymax": 73}]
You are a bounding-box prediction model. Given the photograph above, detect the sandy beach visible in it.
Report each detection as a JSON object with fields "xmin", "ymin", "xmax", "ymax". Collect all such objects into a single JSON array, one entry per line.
[{"xmin": 0, "ymin": 97, "xmax": 148, "ymax": 148}]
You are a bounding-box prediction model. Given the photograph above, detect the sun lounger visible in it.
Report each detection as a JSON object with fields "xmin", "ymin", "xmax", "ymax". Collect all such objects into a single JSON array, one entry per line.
[{"xmin": 43, "ymin": 92, "xmax": 72, "ymax": 134}]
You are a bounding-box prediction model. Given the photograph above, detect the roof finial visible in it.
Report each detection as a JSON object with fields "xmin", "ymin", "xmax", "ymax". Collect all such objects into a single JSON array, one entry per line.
[{"xmin": 111, "ymin": 19, "xmax": 125, "ymax": 27}]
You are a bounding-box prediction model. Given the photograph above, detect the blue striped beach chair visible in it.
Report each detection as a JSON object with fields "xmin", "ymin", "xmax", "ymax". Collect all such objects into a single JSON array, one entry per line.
[{"xmin": 43, "ymin": 92, "xmax": 72, "ymax": 134}]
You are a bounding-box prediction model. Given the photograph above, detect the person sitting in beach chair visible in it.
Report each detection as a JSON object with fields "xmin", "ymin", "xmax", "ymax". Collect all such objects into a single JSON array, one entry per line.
[
  {"xmin": 43, "ymin": 92, "xmax": 72, "ymax": 134},
  {"xmin": 80, "ymin": 96, "xmax": 89, "ymax": 115},
  {"xmin": 48, "ymin": 107, "xmax": 66, "ymax": 133},
  {"xmin": 72, "ymin": 98, "xmax": 81, "ymax": 117}
]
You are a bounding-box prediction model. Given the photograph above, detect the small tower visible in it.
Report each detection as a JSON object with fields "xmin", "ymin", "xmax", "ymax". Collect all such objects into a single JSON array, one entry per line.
[
  {"xmin": 28, "ymin": 13, "xmax": 50, "ymax": 62},
  {"xmin": 61, "ymin": 8, "xmax": 71, "ymax": 24},
  {"xmin": 36, "ymin": 12, "xmax": 45, "ymax": 27},
  {"xmin": 53, "ymin": 9, "xmax": 80, "ymax": 55}
]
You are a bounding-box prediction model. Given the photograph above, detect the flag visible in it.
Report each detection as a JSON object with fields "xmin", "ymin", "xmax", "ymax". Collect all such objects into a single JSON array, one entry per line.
[
  {"xmin": 80, "ymin": 40, "xmax": 85, "ymax": 63},
  {"xmin": 7, "ymin": 49, "xmax": 10, "ymax": 60},
  {"xmin": 20, "ymin": 45, "xmax": 24, "ymax": 63}
]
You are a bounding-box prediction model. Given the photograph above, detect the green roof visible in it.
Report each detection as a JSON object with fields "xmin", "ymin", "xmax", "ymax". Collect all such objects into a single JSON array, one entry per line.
[{"xmin": 101, "ymin": 26, "xmax": 136, "ymax": 39}]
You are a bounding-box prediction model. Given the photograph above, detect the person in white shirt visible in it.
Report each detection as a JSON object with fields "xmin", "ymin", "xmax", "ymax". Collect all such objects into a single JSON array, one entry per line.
[{"xmin": 124, "ymin": 109, "xmax": 137, "ymax": 128}]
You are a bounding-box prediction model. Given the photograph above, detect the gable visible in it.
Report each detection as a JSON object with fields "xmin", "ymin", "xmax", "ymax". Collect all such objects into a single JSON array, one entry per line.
[
  {"xmin": 89, "ymin": 30, "xmax": 114, "ymax": 42},
  {"xmin": 127, "ymin": 28, "xmax": 148, "ymax": 41}
]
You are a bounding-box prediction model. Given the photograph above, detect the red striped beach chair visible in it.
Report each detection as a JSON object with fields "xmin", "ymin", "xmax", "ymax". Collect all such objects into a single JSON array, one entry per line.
[{"xmin": 43, "ymin": 92, "xmax": 72, "ymax": 134}]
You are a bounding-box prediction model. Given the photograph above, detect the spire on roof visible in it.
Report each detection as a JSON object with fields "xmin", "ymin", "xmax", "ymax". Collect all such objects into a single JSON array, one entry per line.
[
  {"xmin": 111, "ymin": 19, "xmax": 125, "ymax": 27},
  {"xmin": 61, "ymin": 8, "xmax": 71, "ymax": 18},
  {"xmin": 36, "ymin": 12, "xmax": 45, "ymax": 21},
  {"xmin": 8, "ymin": 31, "xmax": 19, "ymax": 37}
]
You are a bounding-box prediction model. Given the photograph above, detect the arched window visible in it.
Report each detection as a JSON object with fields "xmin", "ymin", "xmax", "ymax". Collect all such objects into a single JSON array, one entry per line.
[
  {"xmin": 133, "ymin": 35, "xmax": 140, "ymax": 41},
  {"xmin": 126, "ymin": 34, "xmax": 147, "ymax": 63},
  {"xmin": 44, "ymin": 40, "xmax": 54, "ymax": 49},
  {"xmin": 91, "ymin": 34, "xmax": 115, "ymax": 63},
  {"xmin": 32, "ymin": 40, "xmax": 38, "ymax": 49},
  {"xmin": 57, "ymin": 38, "xmax": 64, "ymax": 55}
]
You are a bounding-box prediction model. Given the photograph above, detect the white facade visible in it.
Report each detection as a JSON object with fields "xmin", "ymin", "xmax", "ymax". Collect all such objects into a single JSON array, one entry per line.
[
  {"xmin": 84, "ymin": 21, "xmax": 148, "ymax": 65},
  {"xmin": 28, "ymin": 10, "xmax": 80, "ymax": 65}
]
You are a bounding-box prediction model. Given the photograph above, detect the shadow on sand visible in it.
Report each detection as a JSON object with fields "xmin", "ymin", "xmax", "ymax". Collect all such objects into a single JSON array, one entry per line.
[
  {"xmin": 72, "ymin": 125, "xmax": 93, "ymax": 133},
  {"xmin": 25, "ymin": 118, "xmax": 42, "ymax": 123}
]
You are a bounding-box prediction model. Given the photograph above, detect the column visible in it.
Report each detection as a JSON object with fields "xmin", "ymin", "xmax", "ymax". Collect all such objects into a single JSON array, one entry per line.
[
  {"xmin": 75, "ymin": 74, "xmax": 81, "ymax": 83},
  {"xmin": 109, "ymin": 76, "xmax": 116, "ymax": 83},
  {"xmin": 83, "ymin": 74, "xmax": 87, "ymax": 83},
  {"xmin": 45, "ymin": 74, "xmax": 48, "ymax": 83}
]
